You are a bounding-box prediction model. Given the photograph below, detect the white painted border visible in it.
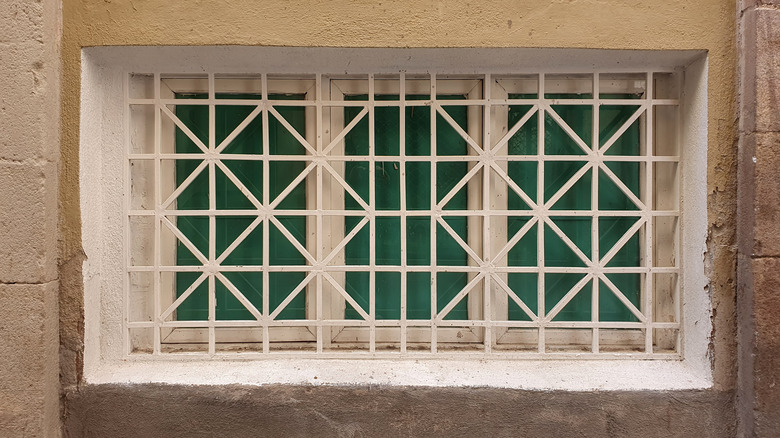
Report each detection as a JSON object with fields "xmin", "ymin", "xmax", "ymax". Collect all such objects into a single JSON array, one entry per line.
[
  {"xmin": 81, "ymin": 47, "xmax": 710, "ymax": 389},
  {"xmin": 87, "ymin": 359, "xmax": 710, "ymax": 390},
  {"xmin": 679, "ymin": 56, "xmax": 711, "ymax": 379}
]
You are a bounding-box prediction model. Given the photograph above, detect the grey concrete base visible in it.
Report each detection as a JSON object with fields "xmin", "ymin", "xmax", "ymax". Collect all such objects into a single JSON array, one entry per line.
[{"xmin": 63, "ymin": 385, "xmax": 735, "ymax": 438}]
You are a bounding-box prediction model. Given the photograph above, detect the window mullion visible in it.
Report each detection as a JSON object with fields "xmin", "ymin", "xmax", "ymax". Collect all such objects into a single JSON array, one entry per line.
[
  {"xmin": 152, "ymin": 72, "xmax": 162, "ymax": 355},
  {"xmin": 368, "ymin": 73, "xmax": 376, "ymax": 353},
  {"xmin": 592, "ymin": 72, "xmax": 601, "ymax": 354},
  {"xmin": 537, "ymin": 73, "xmax": 546, "ymax": 354},
  {"xmin": 399, "ymin": 72, "xmax": 408, "ymax": 354},
  {"xmin": 644, "ymin": 71, "xmax": 655, "ymax": 354},
  {"xmin": 315, "ymin": 73, "xmax": 325, "ymax": 353},
  {"xmin": 261, "ymin": 73, "xmax": 271, "ymax": 354},
  {"xmin": 430, "ymin": 73, "xmax": 438, "ymax": 353},
  {"xmin": 207, "ymin": 73, "xmax": 216, "ymax": 356},
  {"xmin": 482, "ymin": 73, "xmax": 492, "ymax": 353}
]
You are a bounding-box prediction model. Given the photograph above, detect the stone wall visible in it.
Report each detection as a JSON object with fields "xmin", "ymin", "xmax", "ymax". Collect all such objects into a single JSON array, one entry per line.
[
  {"xmin": 0, "ymin": 0, "xmax": 61, "ymax": 436},
  {"xmin": 738, "ymin": 1, "xmax": 780, "ymax": 436}
]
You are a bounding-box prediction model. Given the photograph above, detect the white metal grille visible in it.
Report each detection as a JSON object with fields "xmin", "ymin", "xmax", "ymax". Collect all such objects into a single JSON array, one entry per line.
[{"xmin": 125, "ymin": 71, "xmax": 681, "ymax": 358}]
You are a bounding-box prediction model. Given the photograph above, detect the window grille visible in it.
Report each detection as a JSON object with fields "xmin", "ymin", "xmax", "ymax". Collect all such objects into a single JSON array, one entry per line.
[{"xmin": 126, "ymin": 72, "xmax": 681, "ymax": 358}]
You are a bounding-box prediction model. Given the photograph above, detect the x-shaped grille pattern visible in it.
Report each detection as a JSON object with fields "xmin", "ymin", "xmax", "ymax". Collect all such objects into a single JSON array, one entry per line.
[{"xmin": 126, "ymin": 72, "xmax": 681, "ymax": 357}]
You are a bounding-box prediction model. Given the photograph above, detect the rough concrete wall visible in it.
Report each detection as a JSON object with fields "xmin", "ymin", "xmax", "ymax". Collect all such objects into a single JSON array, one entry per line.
[
  {"xmin": 0, "ymin": 0, "xmax": 61, "ymax": 437},
  {"xmin": 738, "ymin": 1, "xmax": 780, "ymax": 436},
  {"xmin": 63, "ymin": 385, "xmax": 736, "ymax": 438}
]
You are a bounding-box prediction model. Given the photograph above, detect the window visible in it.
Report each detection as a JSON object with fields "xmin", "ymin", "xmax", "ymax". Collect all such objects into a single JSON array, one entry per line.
[{"xmin": 126, "ymin": 70, "xmax": 682, "ymax": 358}]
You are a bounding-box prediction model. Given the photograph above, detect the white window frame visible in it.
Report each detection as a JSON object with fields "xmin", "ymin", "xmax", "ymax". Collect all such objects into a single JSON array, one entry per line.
[
  {"xmin": 155, "ymin": 76, "xmax": 319, "ymax": 347},
  {"xmin": 81, "ymin": 47, "xmax": 711, "ymax": 390},
  {"xmin": 326, "ymin": 77, "xmax": 487, "ymax": 349}
]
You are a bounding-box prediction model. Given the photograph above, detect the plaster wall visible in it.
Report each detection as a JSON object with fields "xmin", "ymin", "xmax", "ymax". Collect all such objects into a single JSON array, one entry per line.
[
  {"xmin": 58, "ymin": 0, "xmax": 740, "ymax": 436},
  {"xmin": 0, "ymin": 0, "xmax": 61, "ymax": 436}
]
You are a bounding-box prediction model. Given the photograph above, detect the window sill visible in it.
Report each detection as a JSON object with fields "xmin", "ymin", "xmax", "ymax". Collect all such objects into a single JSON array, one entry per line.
[{"xmin": 86, "ymin": 358, "xmax": 711, "ymax": 391}]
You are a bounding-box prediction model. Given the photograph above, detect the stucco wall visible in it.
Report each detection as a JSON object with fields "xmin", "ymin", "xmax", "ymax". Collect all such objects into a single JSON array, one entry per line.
[
  {"xmin": 58, "ymin": 1, "xmax": 740, "ymax": 436},
  {"xmin": 0, "ymin": 0, "xmax": 61, "ymax": 436}
]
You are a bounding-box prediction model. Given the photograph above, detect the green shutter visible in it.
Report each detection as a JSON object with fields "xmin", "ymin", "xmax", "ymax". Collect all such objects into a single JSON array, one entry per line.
[
  {"xmin": 507, "ymin": 93, "xmax": 640, "ymax": 322},
  {"xmin": 175, "ymin": 94, "xmax": 307, "ymax": 321},
  {"xmin": 174, "ymin": 92, "xmax": 640, "ymax": 324},
  {"xmin": 343, "ymin": 95, "xmax": 469, "ymax": 320}
]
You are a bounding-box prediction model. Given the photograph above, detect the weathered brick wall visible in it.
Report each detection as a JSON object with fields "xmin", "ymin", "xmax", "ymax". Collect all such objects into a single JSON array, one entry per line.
[{"xmin": 0, "ymin": 0, "xmax": 61, "ymax": 436}]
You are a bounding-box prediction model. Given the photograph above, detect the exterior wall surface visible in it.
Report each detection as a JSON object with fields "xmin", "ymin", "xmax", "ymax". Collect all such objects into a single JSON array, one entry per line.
[
  {"xmin": 738, "ymin": 1, "xmax": 780, "ymax": 436},
  {"xmin": 57, "ymin": 1, "xmax": 742, "ymax": 436},
  {"xmin": 64, "ymin": 385, "xmax": 734, "ymax": 438},
  {"xmin": 0, "ymin": 0, "xmax": 61, "ymax": 436}
]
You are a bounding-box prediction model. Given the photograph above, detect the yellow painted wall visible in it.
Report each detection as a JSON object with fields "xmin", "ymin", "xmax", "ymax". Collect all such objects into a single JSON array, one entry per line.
[{"xmin": 59, "ymin": 0, "xmax": 738, "ymax": 388}]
